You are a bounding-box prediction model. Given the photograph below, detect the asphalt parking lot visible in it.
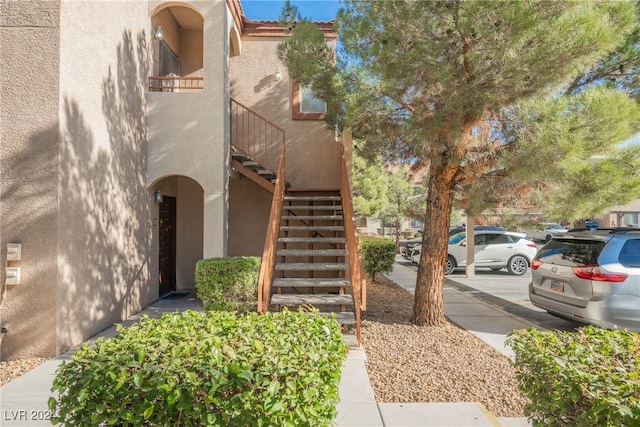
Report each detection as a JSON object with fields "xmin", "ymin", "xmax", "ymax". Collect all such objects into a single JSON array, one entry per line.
[{"xmin": 395, "ymin": 257, "xmax": 584, "ymax": 332}]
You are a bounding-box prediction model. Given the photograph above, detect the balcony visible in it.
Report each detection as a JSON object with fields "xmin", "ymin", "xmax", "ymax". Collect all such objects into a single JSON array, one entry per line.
[{"xmin": 148, "ymin": 76, "xmax": 203, "ymax": 92}]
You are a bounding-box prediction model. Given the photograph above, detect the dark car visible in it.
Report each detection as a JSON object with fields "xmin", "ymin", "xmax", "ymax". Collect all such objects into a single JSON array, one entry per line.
[{"xmin": 399, "ymin": 238, "xmax": 422, "ymax": 258}]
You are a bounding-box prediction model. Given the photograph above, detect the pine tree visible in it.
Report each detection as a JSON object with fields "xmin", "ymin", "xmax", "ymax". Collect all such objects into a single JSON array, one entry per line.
[{"xmin": 278, "ymin": 0, "xmax": 638, "ymax": 326}]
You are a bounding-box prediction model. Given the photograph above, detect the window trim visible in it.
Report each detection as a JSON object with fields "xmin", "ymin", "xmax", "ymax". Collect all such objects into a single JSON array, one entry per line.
[
  {"xmin": 355, "ymin": 217, "xmax": 368, "ymax": 227},
  {"xmin": 292, "ymin": 83, "xmax": 326, "ymax": 120}
]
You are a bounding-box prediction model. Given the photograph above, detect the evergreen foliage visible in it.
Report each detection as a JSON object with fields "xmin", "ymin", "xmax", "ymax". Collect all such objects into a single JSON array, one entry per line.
[{"xmin": 278, "ymin": 0, "xmax": 639, "ymax": 325}]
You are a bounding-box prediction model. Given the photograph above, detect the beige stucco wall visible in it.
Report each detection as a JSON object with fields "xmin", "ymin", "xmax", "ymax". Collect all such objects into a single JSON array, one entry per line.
[
  {"xmin": 56, "ymin": 0, "xmax": 154, "ymax": 354},
  {"xmin": 148, "ymin": 0, "xmax": 229, "ymax": 260},
  {"xmin": 229, "ymin": 37, "xmax": 340, "ymax": 189},
  {"xmin": 228, "ymin": 175, "xmax": 272, "ymax": 256},
  {"xmin": 0, "ymin": 1, "xmax": 61, "ymax": 359}
]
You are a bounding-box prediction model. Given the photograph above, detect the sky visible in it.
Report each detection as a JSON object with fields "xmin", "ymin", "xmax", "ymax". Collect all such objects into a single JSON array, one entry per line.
[{"xmin": 241, "ymin": 0, "xmax": 342, "ymax": 22}]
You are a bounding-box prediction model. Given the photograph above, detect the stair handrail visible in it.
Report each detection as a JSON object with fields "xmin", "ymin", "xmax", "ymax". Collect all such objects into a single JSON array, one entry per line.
[
  {"xmin": 230, "ymin": 98, "xmax": 285, "ymax": 174},
  {"xmin": 257, "ymin": 148, "xmax": 286, "ymax": 312},
  {"xmin": 340, "ymin": 134, "xmax": 365, "ymax": 344}
]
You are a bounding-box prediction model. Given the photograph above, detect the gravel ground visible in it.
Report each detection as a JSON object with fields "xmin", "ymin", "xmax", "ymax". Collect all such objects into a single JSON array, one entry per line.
[
  {"xmin": 0, "ymin": 357, "xmax": 49, "ymax": 386},
  {"xmin": 1, "ymin": 277, "xmax": 528, "ymax": 418},
  {"xmin": 361, "ymin": 275, "xmax": 528, "ymax": 418}
]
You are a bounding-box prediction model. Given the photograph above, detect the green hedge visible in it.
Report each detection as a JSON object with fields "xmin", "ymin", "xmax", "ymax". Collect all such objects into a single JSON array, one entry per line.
[
  {"xmin": 359, "ymin": 236, "xmax": 396, "ymax": 276},
  {"xmin": 50, "ymin": 309, "xmax": 348, "ymax": 426},
  {"xmin": 507, "ymin": 326, "xmax": 640, "ymax": 426},
  {"xmin": 195, "ymin": 257, "xmax": 261, "ymax": 312}
]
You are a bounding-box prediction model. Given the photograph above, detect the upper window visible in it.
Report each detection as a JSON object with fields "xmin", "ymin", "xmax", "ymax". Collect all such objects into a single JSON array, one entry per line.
[
  {"xmin": 292, "ymin": 83, "xmax": 326, "ymax": 120},
  {"xmin": 354, "ymin": 217, "xmax": 367, "ymax": 227}
]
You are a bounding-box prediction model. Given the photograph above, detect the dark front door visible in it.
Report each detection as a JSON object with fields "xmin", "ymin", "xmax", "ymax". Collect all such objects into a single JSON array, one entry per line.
[{"xmin": 159, "ymin": 196, "xmax": 176, "ymax": 296}]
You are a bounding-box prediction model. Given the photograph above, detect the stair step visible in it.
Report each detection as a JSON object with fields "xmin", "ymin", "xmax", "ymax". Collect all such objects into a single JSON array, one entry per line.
[
  {"xmin": 274, "ymin": 278, "xmax": 351, "ymax": 287},
  {"xmin": 257, "ymin": 169, "xmax": 274, "ymax": 175},
  {"xmin": 284, "ymin": 196, "xmax": 341, "ymax": 201},
  {"xmin": 279, "ymin": 237, "xmax": 346, "ymax": 243},
  {"xmin": 342, "ymin": 333, "xmax": 358, "ymax": 347},
  {"xmin": 231, "ymin": 152, "xmax": 247, "ymax": 159},
  {"xmin": 275, "ymin": 263, "xmax": 347, "ymax": 271},
  {"xmin": 281, "ymin": 226, "xmax": 344, "ymax": 231},
  {"xmin": 277, "ymin": 249, "xmax": 346, "ymax": 256},
  {"xmin": 327, "ymin": 312, "xmax": 356, "ymax": 325},
  {"xmin": 271, "ymin": 294, "xmax": 353, "ymax": 306},
  {"xmin": 284, "ymin": 205, "xmax": 342, "ymax": 210},
  {"xmin": 243, "ymin": 160, "xmax": 259, "ymax": 167},
  {"xmin": 282, "ymin": 215, "xmax": 343, "ymax": 220}
]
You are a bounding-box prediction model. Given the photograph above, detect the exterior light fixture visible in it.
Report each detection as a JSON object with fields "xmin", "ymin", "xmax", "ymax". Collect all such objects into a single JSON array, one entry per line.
[
  {"xmin": 274, "ymin": 69, "xmax": 282, "ymax": 81},
  {"xmin": 154, "ymin": 190, "xmax": 163, "ymax": 203},
  {"xmin": 154, "ymin": 26, "xmax": 164, "ymax": 41}
]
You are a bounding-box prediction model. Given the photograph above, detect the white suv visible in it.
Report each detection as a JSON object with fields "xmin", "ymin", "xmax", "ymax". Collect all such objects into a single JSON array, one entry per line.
[
  {"xmin": 412, "ymin": 230, "xmax": 538, "ymax": 276},
  {"xmin": 524, "ymin": 223, "xmax": 568, "ymax": 242},
  {"xmin": 529, "ymin": 229, "xmax": 640, "ymax": 331}
]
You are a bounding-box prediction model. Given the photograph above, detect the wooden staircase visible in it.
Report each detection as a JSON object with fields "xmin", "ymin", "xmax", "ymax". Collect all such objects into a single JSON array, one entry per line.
[
  {"xmin": 269, "ymin": 191, "xmax": 359, "ymax": 343},
  {"xmin": 230, "ymin": 97, "xmax": 364, "ymax": 346},
  {"xmin": 231, "ymin": 146, "xmax": 279, "ymax": 192}
]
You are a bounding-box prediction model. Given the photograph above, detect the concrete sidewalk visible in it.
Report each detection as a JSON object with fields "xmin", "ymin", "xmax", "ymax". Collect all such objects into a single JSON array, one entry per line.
[{"xmin": 1, "ymin": 260, "xmax": 532, "ymax": 426}]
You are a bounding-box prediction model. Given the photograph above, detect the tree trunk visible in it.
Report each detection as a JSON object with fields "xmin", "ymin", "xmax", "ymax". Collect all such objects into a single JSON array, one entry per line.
[{"xmin": 411, "ymin": 157, "xmax": 457, "ymax": 326}]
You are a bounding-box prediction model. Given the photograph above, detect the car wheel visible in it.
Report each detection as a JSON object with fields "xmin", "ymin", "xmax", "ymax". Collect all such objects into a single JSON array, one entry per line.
[
  {"xmin": 545, "ymin": 234, "xmax": 552, "ymax": 242},
  {"xmin": 445, "ymin": 256, "xmax": 456, "ymax": 275},
  {"xmin": 507, "ymin": 255, "xmax": 528, "ymax": 276}
]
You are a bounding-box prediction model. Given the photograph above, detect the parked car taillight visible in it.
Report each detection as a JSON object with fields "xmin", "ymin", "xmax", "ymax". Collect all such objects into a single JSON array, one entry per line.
[
  {"xmin": 531, "ymin": 259, "xmax": 543, "ymax": 270},
  {"xmin": 526, "ymin": 242, "xmax": 537, "ymax": 248},
  {"xmin": 572, "ymin": 265, "xmax": 628, "ymax": 282}
]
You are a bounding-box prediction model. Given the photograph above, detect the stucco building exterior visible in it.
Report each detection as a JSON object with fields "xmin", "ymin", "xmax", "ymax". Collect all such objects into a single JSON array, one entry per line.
[{"xmin": 0, "ymin": 0, "xmax": 342, "ymax": 360}]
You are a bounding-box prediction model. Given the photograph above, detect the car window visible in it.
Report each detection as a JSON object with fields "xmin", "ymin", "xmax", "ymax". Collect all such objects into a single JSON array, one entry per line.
[
  {"xmin": 536, "ymin": 239, "xmax": 605, "ymax": 266},
  {"xmin": 508, "ymin": 235, "xmax": 522, "ymax": 243},
  {"xmin": 449, "ymin": 232, "xmax": 466, "ymax": 245},
  {"xmin": 618, "ymin": 239, "xmax": 640, "ymax": 268},
  {"xmin": 474, "ymin": 234, "xmax": 487, "ymax": 245},
  {"xmin": 486, "ymin": 234, "xmax": 509, "ymax": 244},
  {"xmin": 545, "ymin": 224, "xmax": 564, "ymax": 230}
]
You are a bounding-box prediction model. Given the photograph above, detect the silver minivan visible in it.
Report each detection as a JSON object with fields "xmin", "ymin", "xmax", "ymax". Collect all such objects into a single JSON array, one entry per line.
[{"xmin": 529, "ymin": 229, "xmax": 640, "ymax": 331}]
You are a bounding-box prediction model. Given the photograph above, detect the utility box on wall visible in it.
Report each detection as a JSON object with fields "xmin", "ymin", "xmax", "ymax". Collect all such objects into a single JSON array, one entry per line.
[
  {"xmin": 5, "ymin": 267, "xmax": 21, "ymax": 285},
  {"xmin": 7, "ymin": 243, "xmax": 22, "ymax": 261}
]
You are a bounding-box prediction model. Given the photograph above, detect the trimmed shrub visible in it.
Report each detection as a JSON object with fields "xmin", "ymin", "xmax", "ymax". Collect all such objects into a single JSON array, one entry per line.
[
  {"xmin": 359, "ymin": 236, "xmax": 396, "ymax": 276},
  {"xmin": 507, "ymin": 326, "xmax": 640, "ymax": 426},
  {"xmin": 195, "ymin": 257, "xmax": 260, "ymax": 312},
  {"xmin": 50, "ymin": 309, "xmax": 348, "ymax": 426}
]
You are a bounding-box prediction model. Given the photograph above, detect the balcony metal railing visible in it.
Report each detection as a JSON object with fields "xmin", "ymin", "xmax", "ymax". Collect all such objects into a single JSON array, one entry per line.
[
  {"xmin": 230, "ymin": 98, "xmax": 285, "ymax": 174},
  {"xmin": 148, "ymin": 76, "xmax": 203, "ymax": 92}
]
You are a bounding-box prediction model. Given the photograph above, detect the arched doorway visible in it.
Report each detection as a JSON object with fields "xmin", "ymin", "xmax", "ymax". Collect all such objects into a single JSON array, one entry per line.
[{"xmin": 152, "ymin": 175, "xmax": 204, "ymax": 296}]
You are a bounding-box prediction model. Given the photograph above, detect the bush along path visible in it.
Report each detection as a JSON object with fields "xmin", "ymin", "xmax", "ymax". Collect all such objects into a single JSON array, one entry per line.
[{"xmin": 49, "ymin": 309, "xmax": 347, "ymax": 426}]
